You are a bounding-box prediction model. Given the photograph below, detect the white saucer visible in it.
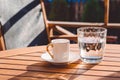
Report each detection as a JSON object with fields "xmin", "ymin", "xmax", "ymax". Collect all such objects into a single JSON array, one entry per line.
[{"xmin": 41, "ymin": 52, "xmax": 80, "ymax": 65}]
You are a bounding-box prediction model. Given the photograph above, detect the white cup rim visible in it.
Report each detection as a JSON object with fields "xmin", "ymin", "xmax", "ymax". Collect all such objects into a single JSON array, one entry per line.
[{"xmin": 51, "ymin": 39, "xmax": 70, "ymax": 43}]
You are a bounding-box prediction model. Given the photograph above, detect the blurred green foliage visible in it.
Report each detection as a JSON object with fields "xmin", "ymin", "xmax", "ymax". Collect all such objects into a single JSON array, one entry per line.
[
  {"xmin": 49, "ymin": 0, "xmax": 69, "ymax": 21},
  {"xmin": 82, "ymin": 0, "xmax": 104, "ymax": 22},
  {"xmin": 48, "ymin": 0, "xmax": 104, "ymax": 22}
]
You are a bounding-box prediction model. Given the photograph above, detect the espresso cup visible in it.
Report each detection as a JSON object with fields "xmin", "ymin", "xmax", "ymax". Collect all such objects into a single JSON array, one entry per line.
[{"xmin": 46, "ymin": 39, "xmax": 70, "ymax": 62}]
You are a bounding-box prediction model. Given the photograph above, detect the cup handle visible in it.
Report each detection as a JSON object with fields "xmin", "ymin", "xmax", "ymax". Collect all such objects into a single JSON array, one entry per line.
[{"xmin": 46, "ymin": 43, "xmax": 54, "ymax": 59}]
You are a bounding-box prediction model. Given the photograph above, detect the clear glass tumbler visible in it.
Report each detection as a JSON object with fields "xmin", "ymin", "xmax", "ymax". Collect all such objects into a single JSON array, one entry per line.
[{"xmin": 77, "ymin": 27, "xmax": 107, "ymax": 64}]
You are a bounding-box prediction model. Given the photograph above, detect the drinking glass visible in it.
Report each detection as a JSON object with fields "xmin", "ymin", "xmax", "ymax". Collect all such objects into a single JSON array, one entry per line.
[{"xmin": 77, "ymin": 27, "xmax": 107, "ymax": 64}]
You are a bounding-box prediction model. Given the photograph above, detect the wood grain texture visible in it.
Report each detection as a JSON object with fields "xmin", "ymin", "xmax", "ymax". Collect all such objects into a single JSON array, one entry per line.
[{"xmin": 0, "ymin": 44, "xmax": 120, "ymax": 80}]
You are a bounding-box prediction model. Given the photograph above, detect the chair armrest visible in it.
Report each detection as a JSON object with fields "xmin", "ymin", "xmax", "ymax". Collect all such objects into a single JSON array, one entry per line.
[
  {"xmin": 48, "ymin": 21, "xmax": 120, "ymax": 29},
  {"xmin": 48, "ymin": 21, "xmax": 104, "ymax": 27},
  {"xmin": 47, "ymin": 21, "xmax": 118, "ymax": 43}
]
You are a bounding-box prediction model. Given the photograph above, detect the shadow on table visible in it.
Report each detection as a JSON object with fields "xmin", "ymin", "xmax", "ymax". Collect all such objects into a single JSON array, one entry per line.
[{"xmin": 8, "ymin": 61, "xmax": 96, "ymax": 80}]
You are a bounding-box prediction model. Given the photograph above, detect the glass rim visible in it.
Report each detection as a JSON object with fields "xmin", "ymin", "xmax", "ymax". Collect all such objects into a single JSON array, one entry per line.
[{"xmin": 77, "ymin": 27, "xmax": 107, "ymax": 33}]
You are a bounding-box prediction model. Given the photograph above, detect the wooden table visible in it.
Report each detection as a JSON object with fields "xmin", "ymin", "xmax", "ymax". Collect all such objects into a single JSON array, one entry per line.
[{"xmin": 0, "ymin": 44, "xmax": 120, "ymax": 80}]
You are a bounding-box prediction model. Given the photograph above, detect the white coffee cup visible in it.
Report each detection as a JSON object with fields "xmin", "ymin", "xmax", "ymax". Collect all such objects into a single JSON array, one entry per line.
[{"xmin": 46, "ymin": 39, "xmax": 70, "ymax": 62}]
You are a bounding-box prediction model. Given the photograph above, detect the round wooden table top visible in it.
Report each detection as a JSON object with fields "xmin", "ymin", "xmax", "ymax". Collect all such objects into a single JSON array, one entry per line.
[{"xmin": 0, "ymin": 44, "xmax": 120, "ymax": 80}]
